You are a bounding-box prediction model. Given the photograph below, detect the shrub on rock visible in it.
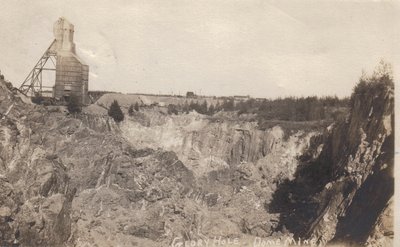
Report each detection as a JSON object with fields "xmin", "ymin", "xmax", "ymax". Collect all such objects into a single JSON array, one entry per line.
[{"xmin": 108, "ymin": 100, "xmax": 124, "ymax": 122}]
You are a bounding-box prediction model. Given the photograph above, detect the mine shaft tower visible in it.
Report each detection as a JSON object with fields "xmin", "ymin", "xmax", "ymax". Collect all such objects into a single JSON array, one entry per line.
[{"xmin": 19, "ymin": 17, "xmax": 89, "ymax": 104}]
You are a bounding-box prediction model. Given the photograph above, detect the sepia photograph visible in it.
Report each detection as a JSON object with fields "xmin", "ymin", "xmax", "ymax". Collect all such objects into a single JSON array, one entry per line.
[{"xmin": 0, "ymin": 0, "xmax": 398, "ymax": 246}]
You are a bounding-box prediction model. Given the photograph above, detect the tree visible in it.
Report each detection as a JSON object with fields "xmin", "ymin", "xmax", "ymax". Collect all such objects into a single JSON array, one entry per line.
[
  {"xmin": 108, "ymin": 100, "xmax": 124, "ymax": 122},
  {"xmin": 189, "ymin": 101, "xmax": 197, "ymax": 112},
  {"xmin": 182, "ymin": 101, "xmax": 190, "ymax": 114},
  {"xmin": 222, "ymin": 98, "xmax": 234, "ymax": 111},
  {"xmin": 67, "ymin": 95, "xmax": 82, "ymax": 114},
  {"xmin": 199, "ymin": 101, "xmax": 208, "ymax": 114},
  {"xmin": 167, "ymin": 104, "xmax": 178, "ymax": 115},
  {"xmin": 208, "ymin": 104, "xmax": 215, "ymax": 115},
  {"xmin": 134, "ymin": 102, "xmax": 140, "ymax": 111},
  {"xmin": 237, "ymin": 101, "xmax": 250, "ymax": 115},
  {"xmin": 258, "ymin": 99, "xmax": 268, "ymax": 112},
  {"xmin": 128, "ymin": 104, "xmax": 134, "ymax": 116},
  {"xmin": 215, "ymin": 101, "xmax": 221, "ymax": 112},
  {"xmin": 350, "ymin": 61, "xmax": 394, "ymax": 110}
]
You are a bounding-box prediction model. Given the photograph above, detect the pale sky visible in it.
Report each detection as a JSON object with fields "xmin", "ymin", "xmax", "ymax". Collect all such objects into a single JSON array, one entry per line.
[{"xmin": 0, "ymin": 0, "xmax": 399, "ymax": 98}]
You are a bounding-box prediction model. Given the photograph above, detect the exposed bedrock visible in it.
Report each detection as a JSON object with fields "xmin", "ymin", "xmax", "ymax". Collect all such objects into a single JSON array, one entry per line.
[
  {"xmin": 269, "ymin": 76, "xmax": 394, "ymax": 246},
  {"xmin": 121, "ymin": 113, "xmax": 317, "ymax": 180},
  {"xmin": 0, "ymin": 74, "xmax": 394, "ymax": 246}
]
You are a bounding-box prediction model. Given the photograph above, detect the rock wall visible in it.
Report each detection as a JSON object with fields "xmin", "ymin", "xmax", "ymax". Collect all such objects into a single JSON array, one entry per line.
[
  {"xmin": 121, "ymin": 112, "xmax": 318, "ymax": 180},
  {"xmin": 269, "ymin": 74, "xmax": 394, "ymax": 246},
  {"xmin": 1, "ymin": 72, "xmax": 393, "ymax": 246},
  {"xmin": 1, "ymin": 77, "xmax": 320, "ymax": 246},
  {"xmin": 0, "ymin": 80, "xmax": 196, "ymax": 246}
]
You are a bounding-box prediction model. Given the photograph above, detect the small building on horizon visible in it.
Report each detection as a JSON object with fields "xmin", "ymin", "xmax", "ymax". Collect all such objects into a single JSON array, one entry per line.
[{"xmin": 186, "ymin": 91, "xmax": 196, "ymax": 98}]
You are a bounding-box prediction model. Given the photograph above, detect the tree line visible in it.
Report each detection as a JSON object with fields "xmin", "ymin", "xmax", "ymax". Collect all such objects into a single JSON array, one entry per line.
[
  {"xmin": 41, "ymin": 93, "xmax": 349, "ymax": 123},
  {"xmin": 161, "ymin": 96, "xmax": 349, "ymax": 122}
]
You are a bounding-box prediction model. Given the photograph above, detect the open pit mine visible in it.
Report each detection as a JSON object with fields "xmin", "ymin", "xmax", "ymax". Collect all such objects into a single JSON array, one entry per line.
[
  {"xmin": 0, "ymin": 17, "xmax": 395, "ymax": 247},
  {"xmin": 0, "ymin": 65, "xmax": 394, "ymax": 247}
]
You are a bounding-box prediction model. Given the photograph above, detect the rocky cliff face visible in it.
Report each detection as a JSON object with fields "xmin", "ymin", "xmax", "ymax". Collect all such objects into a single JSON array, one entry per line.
[
  {"xmin": 1, "ymin": 77, "xmax": 321, "ymax": 246},
  {"xmin": 121, "ymin": 112, "xmax": 318, "ymax": 180},
  {"xmin": 0, "ymin": 79, "xmax": 196, "ymax": 246},
  {"xmin": 269, "ymin": 73, "xmax": 394, "ymax": 246},
  {"xmin": 0, "ymin": 70, "xmax": 394, "ymax": 246}
]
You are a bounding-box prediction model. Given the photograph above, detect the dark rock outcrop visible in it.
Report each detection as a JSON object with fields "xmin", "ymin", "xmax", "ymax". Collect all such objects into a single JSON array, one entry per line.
[{"xmin": 269, "ymin": 71, "xmax": 394, "ymax": 246}]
